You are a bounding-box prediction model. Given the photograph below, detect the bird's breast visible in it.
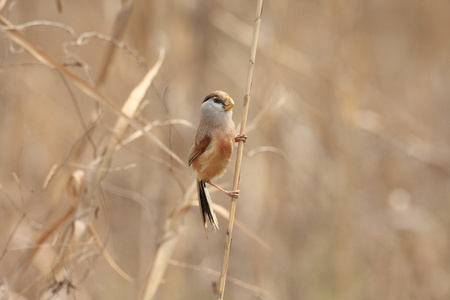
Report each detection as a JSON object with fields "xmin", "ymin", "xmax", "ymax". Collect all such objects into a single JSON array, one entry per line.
[{"xmin": 193, "ymin": 130, "xmax": 234, "ymax": 181}]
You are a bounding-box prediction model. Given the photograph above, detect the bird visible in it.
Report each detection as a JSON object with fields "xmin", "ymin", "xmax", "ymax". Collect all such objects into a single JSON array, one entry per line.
[{"xmin": 188, "ymin": 91, "xmax": 246, "ymax": 233}]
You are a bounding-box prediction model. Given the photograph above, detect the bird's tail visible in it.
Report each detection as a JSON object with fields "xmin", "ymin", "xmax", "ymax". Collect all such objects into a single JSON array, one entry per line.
[{"xmin": 197, "ymin": 180, "xmax": 219, "ymax": 233}]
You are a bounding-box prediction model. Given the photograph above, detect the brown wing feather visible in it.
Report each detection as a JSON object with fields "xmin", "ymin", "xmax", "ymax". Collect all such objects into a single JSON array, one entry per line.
[{"xmin": 188, "ymin": 133, "xmax": 211, "ymax": 166}]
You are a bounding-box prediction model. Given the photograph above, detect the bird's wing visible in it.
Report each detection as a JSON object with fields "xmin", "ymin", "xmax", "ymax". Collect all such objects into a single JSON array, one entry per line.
[{"xmin": 188, "ymin": 133, "xmax": 212, "ymax": 166}]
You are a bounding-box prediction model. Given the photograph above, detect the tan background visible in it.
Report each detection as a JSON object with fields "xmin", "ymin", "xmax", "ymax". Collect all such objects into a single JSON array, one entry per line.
[{"xmin": 1, "ymin": 0, "xmax": 450, "ymax": 299}]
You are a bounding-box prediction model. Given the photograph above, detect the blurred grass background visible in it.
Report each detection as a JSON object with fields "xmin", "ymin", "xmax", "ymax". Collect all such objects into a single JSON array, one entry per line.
[{"xmin": 1, "ymin": 0, "xmax": 450, "ymax": 299}]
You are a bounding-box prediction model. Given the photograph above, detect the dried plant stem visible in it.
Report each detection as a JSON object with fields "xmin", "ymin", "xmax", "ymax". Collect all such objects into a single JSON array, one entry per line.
[
  {"xmin": 139, "ymin": 183, "xmax": 197, "ymax": 300},
  {"xmin": 217, "ymin": 1, "xmax": 263, "ymax": 299},
  {"xmin": 0, "ymin": 15, "xmax": 183, "ymax": 166}
]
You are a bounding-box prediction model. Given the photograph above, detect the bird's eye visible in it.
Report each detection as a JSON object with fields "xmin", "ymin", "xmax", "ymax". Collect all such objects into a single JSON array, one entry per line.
[{"xmin": 213, "ymin": 98, "xmax": 222, "ymax": 104}]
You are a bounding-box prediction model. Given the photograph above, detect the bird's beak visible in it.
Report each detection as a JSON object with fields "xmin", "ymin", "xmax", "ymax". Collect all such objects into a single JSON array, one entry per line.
[{"xmin": 224, "ymin": 97, "xmax": 235, "ymax": 110}]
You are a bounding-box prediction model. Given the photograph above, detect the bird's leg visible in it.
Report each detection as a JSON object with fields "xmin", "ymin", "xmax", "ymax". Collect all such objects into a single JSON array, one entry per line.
[
  {"xmin": 235, "ymin": 134, "xmax": 247, "ymax": 143},
  {"xmin": 206, "ymin": 181, "xmax": 240, "ymax": 198}
]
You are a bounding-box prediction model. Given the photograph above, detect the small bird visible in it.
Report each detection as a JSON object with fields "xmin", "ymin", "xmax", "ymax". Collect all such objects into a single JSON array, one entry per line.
[{"xmin": 188, "ymin": 91, "xmax": 246, "ymax": 232}]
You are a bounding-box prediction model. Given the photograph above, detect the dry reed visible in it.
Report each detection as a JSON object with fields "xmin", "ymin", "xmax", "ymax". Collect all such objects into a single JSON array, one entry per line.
[{"xmin": 217, "ymin": 1, "xmax": 264, "ymax": 299}]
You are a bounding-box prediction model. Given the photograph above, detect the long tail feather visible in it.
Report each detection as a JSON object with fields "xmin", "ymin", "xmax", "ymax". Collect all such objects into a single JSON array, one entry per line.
[{"xmin": 197, "ymin": 180, "xmax": 219, "ymax": 233}]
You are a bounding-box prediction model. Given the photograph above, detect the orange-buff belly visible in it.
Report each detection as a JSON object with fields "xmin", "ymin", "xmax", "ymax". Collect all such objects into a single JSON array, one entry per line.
[{"xmin": 193, "ymin": 137, "xmax": 233, "ymax": 181}]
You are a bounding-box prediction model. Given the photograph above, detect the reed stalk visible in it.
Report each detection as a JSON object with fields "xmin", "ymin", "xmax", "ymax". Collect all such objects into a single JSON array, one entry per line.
[{"xmin": 217, "ymin": 1, "xmax": 264, "ymax": 299}]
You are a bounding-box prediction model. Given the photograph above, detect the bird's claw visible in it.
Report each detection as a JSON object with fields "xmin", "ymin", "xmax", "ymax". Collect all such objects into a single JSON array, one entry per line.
[
  {"xmin": 226, "ymin": 190, "xmax": 240, "ymax": 198},
  {"xmin": 235, "ymin": 134, "xmax": 247, "ymax": 143}
]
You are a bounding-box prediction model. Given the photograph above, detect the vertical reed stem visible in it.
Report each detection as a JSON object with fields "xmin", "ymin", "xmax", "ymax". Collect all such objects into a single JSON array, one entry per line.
[{"xmin": 217, "ymin": 1, "xmax": 263, "ymax": 299}]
